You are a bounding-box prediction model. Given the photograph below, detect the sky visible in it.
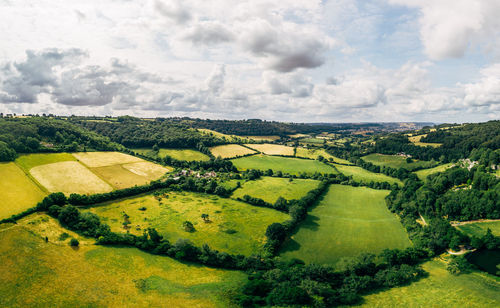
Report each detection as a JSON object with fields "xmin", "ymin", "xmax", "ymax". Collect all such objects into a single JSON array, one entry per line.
[{"xmin": 0, "ymin": 0, "xmax": 499, "ymax": 123}]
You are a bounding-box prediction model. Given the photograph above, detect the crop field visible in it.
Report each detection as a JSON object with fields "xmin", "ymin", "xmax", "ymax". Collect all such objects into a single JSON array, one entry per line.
[
  {"xmin": 245, "ymin": 136, "xmax": 280, "ymax": 141},
  {"xmin": 244, "ymin": 143, "xmax": 294, "ymax": 156},
  {"xmin": 84, "ymin": 191, "xmax": 290, "ymax": 255},
  {"xmin": 30, "ymin": 161, "xmax": 113, "ymax": 195},
  {"xmin": 133, "ymin": 148, "xmax": 210, "ymax": 162},
  {"xmin": 362, "ymin": 259, "xmax": 500, "ymax": 307},
  {"xmin": 361, "ymin": 153, "xmax": 436, "ymax": 171},
  {"xmin": 231, "ymin": 155, "xmax": 338, "ymax": 175},
  {"xmin": 295, "ymin": 147, "xmax": 352, "ymax": 164},
  {"xmin": 280, "ymin": 185, "xmax": 411, "ymax": 265},
  {"xmin": 0, "ymin": 163, "xmax": 45, "ymax": 220},
  {"xmin": 209, "ymin": 144, "xmax": 256, "ymax": 159},
  {"xmin": 332, "ymin": 163, "xmax": 402, "ymax": 185},
  {"xmin": 456, "ymin": 221, "xmax": 500, "ymax": 237},
  {"xmin": 72, "ymin": 151, "xmax": 142, "ymax": 167},
  {"xmin": 232, "ymin": 177, "xmax": 320, "ymax": 204},
  {"xmin": 0, "ymin": 220, "xmax": 245, "ymax": 307},
  {"xmin": 414, "ymin": 163, "xmax": 454, "ymax": 180},
  {"xmin": 299, "ymin": 137, "xmax": 324, "ymax": 144},
  {"xmin": 408, "ymin": 134, "xmax": 442, "ymax": 148},
  {"xmin": 15, "ymin": 153, "xmax": 76, "ymax": 172}
]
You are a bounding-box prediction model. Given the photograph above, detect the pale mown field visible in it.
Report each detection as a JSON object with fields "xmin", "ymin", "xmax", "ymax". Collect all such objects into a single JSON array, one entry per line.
[
  {"xmin": 209, "ymin": 144, "xmax": 256, "ymax": 159},
  {"xmin": 73, "ymin": 151, "xmax": 142, "ymax": 167},
  {"xmin": 0, "ymin": 163, "xmax": 45, "ymax": 219},
  {"xmin": 244, "ymin": 143, "xmax": 295, "ymax": 156}
]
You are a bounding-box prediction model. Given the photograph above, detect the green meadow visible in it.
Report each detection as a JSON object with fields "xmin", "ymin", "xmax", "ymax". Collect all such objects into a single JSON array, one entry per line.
[
  {"xmin": 15, "ymin": 153, "xmax": 76, "ymax": 172},
  {"xmin": 456, "ymin": 221, "xmax": 500, "ymax": 237},
  {"xmin": 83, "ymin": 191, "xmax": 290, "ymax": 255},
  {"xmin": 295, "ymin": 147, "xmax": 352, "ymax": 164},
  {"xmin": 231, "ymin": 154, "xmax": 338, "ymax": 175},
  {"xmin": 280, "ymin": 185, "xmax": 411, "ymax": 265},
  {"xmin": 362, "ymin": 153, "xmax": 436, "ymax": 171},
  {"xmin": 0, "ymin": 222, "xmax": 245, "ymax": 307},
  {"xmin": 232, "ymin": 177, "xmax": 320, "ymax": 203},
  {"xmin": 332, "ymin": 163, "xmax": 402, "ymax": 185},
  {"xmin": 414, "ymin": 163, "xmax": 454, "ymax": 180},
  {"xmin": 133, "ymin": 148, "xmax": 210, "ymax": 162}
]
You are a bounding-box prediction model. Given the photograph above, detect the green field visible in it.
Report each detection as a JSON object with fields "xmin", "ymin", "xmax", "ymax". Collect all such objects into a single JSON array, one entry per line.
[
  {"xmin": 414, "ymin": 163, "xmax": 454, "ymax": 180},
  {"xmin": 456, "ymin": 221, "xmax": 500, "ymax": 237},
  {"xmin": 15, "ymin": 153, "xmax": 76, "ymax": 172},
  {"xmin": 232, "ymin": 177, "xmax": 320, "ymax": 204},
  {"xmin": 133, "ymin": 148, "xmax": 210, "ymax": 162},
  {"xmin": 332, "ymin": 163, "xmax": 402, "ymax": 185},
  {"xmin": 84, "ymin": 191, "xmax": 289, "ymax": 255},
  {"xmin": 295, "ymin": 148, "xmax": 352, "ymax": 164},
  {"xmin": 362, "ymin": 259, "xmax": 500, "ymax": 307},
  {"xmin": 231, "ymin": 154, "xmax": 338, "ymax": 175},
  {"xmin": 0, "ymin": 163, "xmax": 46, "ymax": 220},
  {"xmin": 0, "ymin": 219, "xmax": 245, "ymax": 307},
  {"xmin": 299, "ymin": 138, "xmax": 325, "ymax": 144},
  {"xmin": 280, "ymin": 185, "xmax": 411, "ymax": 265},
  {"xmin": 362, "ymin": 153, "xmax": 436, "ymax": 171}
]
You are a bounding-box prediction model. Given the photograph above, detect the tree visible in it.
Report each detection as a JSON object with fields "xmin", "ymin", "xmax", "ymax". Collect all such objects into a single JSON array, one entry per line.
[
  {"xmin": 265, "ymin": 223, "xmax": 287, "ymax": 242},
  {"xmin": 201, "ymin": 213, "xmax": 210, "ymax": 222},
  {"xmin": 70, "ymin": 238, "xmax": 79, "ymax": 247},
  {"xmin": 0, "ymin": 141, "xmax": 16, "ymax": 161},
  {"xmin": 183, "ymin": 221, "xmax": 195, "ymax": 232}
]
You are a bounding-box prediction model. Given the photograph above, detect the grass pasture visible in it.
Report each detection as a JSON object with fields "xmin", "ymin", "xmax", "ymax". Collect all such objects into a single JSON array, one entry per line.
[
  {"xmin": 414, "ymin": 163, "xmax": 454, "ymax": 180},
  {"xmin": 15, "ymin": 153, "xmax": 76, "ymax": 172},
  {"xmin": 362, "ymin": 153, "xmax": 436, "ymax": 171},
  {"xmin": 0, "ymin": 163, "xmax": 46, "ymax": 220},
  {"xmin": 332, "ymin": 163, "xmax": 402, "ymax": 185},
  {"xmin": 245, "ymin": 136, "xmax": 280, "ymax": 142},
  {"xmin": 231, "ymin": 154, "xmax": 338, "ymax": 175},
  {"xmin": 295, "ymin": 148, "xmax": 352, "ymax": 164},
  {"xmin": 84, "ymin": 191, "xmax": 289, "ymax": 255},
  {"xmin": 244, "ymin": 143, "xmax": 294, "ymax": 156},
  {"xmin": 409, "ymin": 134, "xmax": 442, "ymax": 148},
  {"xmin": 133, "ymin": 148, "xmax": 210, "ymax": 162},
  {"xmin": 209, "ymin": 144, "xmax": 256, "ymax": 159},
  {"xmin": 456, "ymin": 221, "xmax": 500, "ymax": 237},
  {"xmin": 0, "ymin": 221, "xmax": 245, "ymax": 307},
  {"xmin": 232, "ymin": 177, "xmax": 320, "ymax": 204},
  {"xmin": 361, "ymin": 259, "xmax": 500, "ymax": 307},
  {"xmin": 281, "ymin": 185, "xmax": 411, "ymax": 265},
  {"xmin": 72, "ymin": 151, "xmax": 142, "ymax": 167},
  {"xmin": 30, "ymin": 161, "xmax": 113, "ymax": 195}
]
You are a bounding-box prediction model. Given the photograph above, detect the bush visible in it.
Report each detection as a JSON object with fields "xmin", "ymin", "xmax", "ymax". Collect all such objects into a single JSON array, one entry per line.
[{"xmin": 69, "ymin": 238, "xmax": 79, "ymax": 247}]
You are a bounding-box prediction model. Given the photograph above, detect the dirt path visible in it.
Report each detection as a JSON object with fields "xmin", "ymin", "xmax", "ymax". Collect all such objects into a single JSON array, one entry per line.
[
  {"xmin": 447, "ymin": 248, "xmax": 476, "ymax": 255},
  {"xmin": 419, "ymin": 213, "xmax": 428, "ymax": 226},
  {"xmin": 451, "ymin": 219, "xmax": 500, "ymax": 227}
]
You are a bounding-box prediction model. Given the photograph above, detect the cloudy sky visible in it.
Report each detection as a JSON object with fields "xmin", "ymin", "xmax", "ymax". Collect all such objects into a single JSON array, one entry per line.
[{"xmin": 0, "ymin": 0, "xmax": 499, "ymax": 122}]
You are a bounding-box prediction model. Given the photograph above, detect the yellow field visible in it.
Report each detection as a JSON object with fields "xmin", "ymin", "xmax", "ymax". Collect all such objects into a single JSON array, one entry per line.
[
  {"xmin": 295, "ymin": 148, "xmax": 352, "ymax": 164},
  {"xmin": 244, "ymin": 143, "xmax": 294, "ymax": 156},
  {"xmin": 245, "ymin": 136, "xmax": 280, "ymax": 141},
  {"xmin": 30, "ymin": 161, "xmax": 113, "ymax": 195},
  {"xmin": 288, "ymin": 134, "xmax": 310, "ymax": 138},
  {"xmin": 0, "ymin": 217, "xmax": 245, "ymax": 307},
  {"xmin": 73, "ymin": 151, "xmax": 142, "ymax": 167},
  {"xmin": 209, "ymin": 144, "xmax": 256, "ymax": 159},
  {"xmin": 0, "ymin": 163, "xmax": 46, "ymax": 219},
  {"xmin": 409, "ymin": 135, "xmax": 442, "ymax": 148}
]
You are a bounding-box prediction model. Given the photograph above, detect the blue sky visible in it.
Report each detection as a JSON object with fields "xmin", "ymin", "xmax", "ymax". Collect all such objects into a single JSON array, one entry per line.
[{"xmin": 0, "ymin": 0, "xmax": 499, "ymax": 122}]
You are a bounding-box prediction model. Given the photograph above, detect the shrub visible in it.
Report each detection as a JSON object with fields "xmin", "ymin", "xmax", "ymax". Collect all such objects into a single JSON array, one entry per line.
[{"xmin": 69, "ymin": 238, "xmax": 79, "ymax": 247}]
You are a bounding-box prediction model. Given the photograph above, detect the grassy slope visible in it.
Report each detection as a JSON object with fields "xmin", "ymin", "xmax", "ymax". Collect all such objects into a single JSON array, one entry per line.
[
  {"xmin": 0, "ymin": 163, "xmax": 46, "ymax": 219},
  {"xmin": 231, "ymin": 177, "xmax": 320, "ymax": 204},
  {"xmin": 332, "ymin": 163, "xmax": 402, "ymax": 185},
  {"xmin": 209, "ymin": 144, "xmax": 256, "ymax": 159},
  {"xmin": 133, "ymin": 148, "xmax": 210, "ymax": 162},
  {"xmin": 362, "ymin": 153, "xmax": 435, "ymax": 171},
  {"xmin": 456, "ymin": 221, "xmax": 500, "ymax": 237},
  {"xmin": 280, "ymin": 185, "xmax": 411, "ymax": 265},
  {"xmin": 295, "ymin": 148, "xmax": 352, "ymax": 164},
  {"xmin": 362, "ymin": 259, "xmax": 500, "ymax": 307},
  {"xmin": 414, "ymin": 163, "xmax": 454, "ymax": 180},
  {"xmin": 84, "ymin": 191, "xmax": 289, "ymax": 255},
  {"xmin": 231, "ymin": 154, "xmax": 337, "ymax": 175},
  {"xmin": 0, "ymin": 218, "xmax": 245, "ymax": 307}
]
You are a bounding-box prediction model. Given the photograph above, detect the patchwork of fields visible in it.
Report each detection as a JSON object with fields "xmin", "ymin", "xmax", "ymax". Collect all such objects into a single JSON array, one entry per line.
[
  {"xmin": 231, "ymin": 154, "xmax": 338, "ymax": 175},
  {"xmin": 361, "ymin": 153, "xmax": 436, "ymax": 171},
  {"xmin": 232, "ymin": 177, "xmax": 320, "ymax": 204},
  {"xmin": 332, "ymin": 163, "xmax": 402, "ymax": 185},
  {"xmin": 83, "ymin": 191, "xmax": 290, "ymax": 255},
  {"xmin": 209, "ymin": 144, "xmax": 256, "ymax": 159},
  {"xmin": 280, "ymin": 185, "xmax": 411, "ymax": 265},
  {"xmin": 0, "ymin": 221, "xmax": 245, "ymax": 307}
]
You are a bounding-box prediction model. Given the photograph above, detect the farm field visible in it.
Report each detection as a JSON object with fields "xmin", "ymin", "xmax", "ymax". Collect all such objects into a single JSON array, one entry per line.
[
  {"xmin": 72, "ymin": 151, "xmax": 142, "ymax": 167},
  {"xmin": 408, "ymin": 134, "xmax": 442, "ymax": 148},
  {"xmin": 361, "ymin": 259, "xmax": 500, "ymax": 307},
  {"xmin": 232, "ymin": 177, "xmax": 320, "ymax": 204},
  {"xmin": 299, "ymin": 137, "xmax": 324, "ymax": 144},
  {"xmin": 361, "ymin": 153, "xmax": 436, "ymax": 171},
  {"xmin": 245, "ymin": 136, "xmax": 280, "ymax": 141},
  {"xmin": 0, "ymin": 163, "xmax": 45, "ymax": 220},
  {"xmin": 414, "ymin": 163, "xmax": 454, "ymax": 180},
  {"xmin": 90, "ymin": 162, "xmax": 169, "ymax": 190},
  {"xmin": 209, "ymin": 144, "xmax": 256, "ymax": 159},
  {"xmin": 84, "ymin": 191, "xmax": 290, "ymax": 255},
  {"xmin": 456, "ymin": 221, "xmax": 500, "ymax": 237},
  {"xmin": 30, "ymin": 161, "xmax": 113, "ymax": 195},
  {"xmin": 15, "ymin": 153, "xmax": 76, "ymax": 172},
  {"xmin": 295, "ymin": 147, "xmax": 352, "ymax": 164},
  {"xmin": 133, "ymin": 148, "xmax": 210, "ymax": 162},
  {"xmin": 0, "ymin": 221, "xmax": 245, "ymax": 307},
  {"xmin": 332, "ymin": 163, "xmax": 402, "ymax": 185},
  {"xmin": 280, "ymin": 185, "xmax": 411, "ymax": 265},
  {"xmin": 231, "ymin": 154, "xmax": 338, "ymax": 175},
  {"xmin": 244, "ymin": 143, "xmax": 294, "ymax": 156}
]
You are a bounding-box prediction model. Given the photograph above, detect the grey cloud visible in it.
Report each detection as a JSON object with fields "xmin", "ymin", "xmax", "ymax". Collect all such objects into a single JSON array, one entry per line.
[
  {"xmin": 155, "ymin": 0, "xmax": 191, "ymax": 24},
  {"xmin": 183, "ymin": 22, "xmax": 235, "ymax": 45},
  {"xmin": 206, "ymin": 65, "xmax": 225, "ymax": 96},
  {"xmin": 270, "ymin": 51, "xmax": 324, "ymax": 73}
]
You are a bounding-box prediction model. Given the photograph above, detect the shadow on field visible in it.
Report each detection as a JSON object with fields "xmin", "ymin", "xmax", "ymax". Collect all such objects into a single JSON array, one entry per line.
[{"xmin": 280, "ymin": 238, "xmax": 301, "ymax": 253}]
